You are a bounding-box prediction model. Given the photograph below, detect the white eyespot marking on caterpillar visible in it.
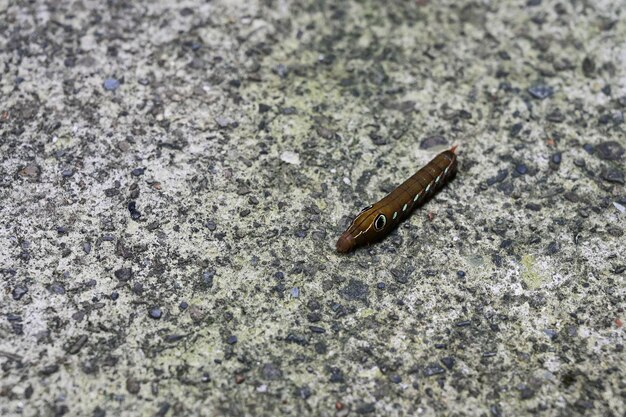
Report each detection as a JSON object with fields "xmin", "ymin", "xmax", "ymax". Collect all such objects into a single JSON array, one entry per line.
[{"xmin": 374, "ymin": 214, "xmax": 387, "ymax": 231}]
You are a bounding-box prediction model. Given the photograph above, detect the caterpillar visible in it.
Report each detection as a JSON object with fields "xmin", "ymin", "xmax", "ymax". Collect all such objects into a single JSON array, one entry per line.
[{"xmin": 336, "ymin": 146, "xmax": 458, "ymax": 253}]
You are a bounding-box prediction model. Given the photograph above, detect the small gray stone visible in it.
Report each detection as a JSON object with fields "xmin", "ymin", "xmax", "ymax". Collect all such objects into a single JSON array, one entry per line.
[
  {"xmin": 339, "ymin": 279, "xmax": 369, "ymax": 301},
  {"xmin": 420, "ymin": 135, "xmax": 448, "ymax": 149},
  {"xmin": 528, "ymin": 84, "xmax": 553, "ymax": 99},
  {"xmin": 149, "ymin": 308, "xmax": 162, "ymax": 319},
  {"xmin": 12, "ymin": 285, "xmax": 28, "ymax": 300},
  {"xmin": 262, "ymin": 363, "xmax": 283, "ymax": 380},
  {"xmin": 67, "ymin": 335, "xmax": 88, "ymax": 354},
  {"xmin": 603, "ymin": 169, "xmax": 625, "ymax": 185},
  {"xmin": 103, "ymin": 78, "xmax": 120, "ymax": 91},
  {"xmin": 126, "ymin": 377, "xmax": 140, "ymax": 394},
  {"xmin": 596, "ymin": 141, "xmax": 624, "ymax": 160}
]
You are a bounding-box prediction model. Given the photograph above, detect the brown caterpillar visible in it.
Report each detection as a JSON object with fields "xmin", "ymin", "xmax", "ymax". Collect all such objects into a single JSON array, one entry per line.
[{"xmin": 336, "ymin": 146, "xmax": 458, "ymax": 253}]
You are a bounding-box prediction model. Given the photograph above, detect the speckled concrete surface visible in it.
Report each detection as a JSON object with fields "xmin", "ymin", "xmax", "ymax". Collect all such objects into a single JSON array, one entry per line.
[{"xmin": 1, "ymin": 1, "xmax": 625, "ymax": 416}]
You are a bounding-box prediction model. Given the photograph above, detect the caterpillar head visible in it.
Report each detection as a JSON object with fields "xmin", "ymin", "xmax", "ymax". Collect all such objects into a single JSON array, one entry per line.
[{"xmin": 336, "ymin": 206, "xmax": 389, "ymax": 253}]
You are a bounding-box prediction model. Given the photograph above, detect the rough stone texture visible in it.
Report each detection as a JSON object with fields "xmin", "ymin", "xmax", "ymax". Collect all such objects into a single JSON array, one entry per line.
[{"xmin": 1, "ymin": 1, "xmax": 625, "ymax": 416}]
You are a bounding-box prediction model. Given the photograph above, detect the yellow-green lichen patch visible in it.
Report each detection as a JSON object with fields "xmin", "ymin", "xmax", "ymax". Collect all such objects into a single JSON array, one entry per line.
[{"xmin": 521, "ymin": 254, "xmax": 544, "ymax": 290}]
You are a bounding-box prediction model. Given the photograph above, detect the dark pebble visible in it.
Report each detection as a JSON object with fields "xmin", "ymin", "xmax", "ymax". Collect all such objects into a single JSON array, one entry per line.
[
  {"xmin": 423, "ymin": 363, "xmax": 446, "ymax": 377},
  {"xmin": 455, "ymin": 320, "xmax": 471, "ymax": 327},
  {"xmin": 329, "ymin": 368, "xmax": 344, "ymax": 383},
  {"xmin": 420, "ymin": 135, "xmax": 448, "ymax": 149},
  {"xmin": 258, "ymin": 103, "xmax": 271, "ymax": 113},
  {"xmin": 573, "ymin": 159, "xmax": 586, "ymax": 167},
  {"xmin": 340, "ymin": 279, "xmax": 369, "ymax": 301},
  {"xmin": 154, "ymin": 403, "xmax": 171, "ymax": 417},
  {"xmin": 12, "ymin": 285, "xmax": 28, "ymax": 300},
  {"xmin": 543, "ymin": 329, "xmax": 558, "ymax": 340},
  {"xmin": 131, "ymin": 168, "xmax": 145, "ymax": 176},
  {"xmin": 202, "ymin": 270, "xmax": 214, "ymax": 288},
  {"xmin": 583, "ymin": 143, "xmax": 594, "ymax": 153},
  {"xmin": 369, "ymin": 132, "xmax": 387, "ymax": 146},
  {"xmin": 40, "ymin": 364, "xmax": 60, "ymax": 376},
  {"xmin": 520, "ymin": 387, "xmax": 535, "ymax": 400},
  {"xmin": 563, "ymin": 192, "xmax": 579, "ymax": 202},
  {"xmin": 114, "ymin": 268, "xmax": 133, "ymax": 281},
  {"xmin": 487, "ymin": 169, "xmax": 508, "ymax": 186},
  {"xmin": 179, "ymin": 7, "xmax": 193, "ymax": 16},
  {"xmin": 298, "ymin": 386, "xmax": 312, "ymax": 400},
  {"xmin": 205, "ymin": 220, "xmax": 217, "ymax": 231},
  {"xmin": 602, "ymin": 169, "xmax": 625, "ymax": 185},
  {"xmin": 551, "ymin": 152, "xmax": 562, "ymax": 164},
  {"xmin": 582, "ymin": 56, "xmax": 595, "ymax": 78},
  {"xmin": 546, "ymin": 241, "xmax": 560, "ymax": 255},
  {"xmin": 126, "ymin": 377, "xmax": 140, "ymax": 394},
  {"xmin": 103, "ymin": 78, "xmax": 120, "ymax": 91},
  {"xmin": 128, "ymin": 201, "xmax": 141, "ymax": 220},
  {"xmin": 598, "ymin": 114, "xmax": 612, "ymax": 124},
  {"xmin": 49, "ymin": 283, "xmax": 65, "ymax": 295},
  {"xmin": 546, "ymin": 109, "xmax": 565, "ymax": 123},
  {"xmin": 83, "ymin": 242, "xmax": 91, "ymax": 254},
  {"xmin": 111, "ymin": 291, "xmax": 119, "ymax": 301},
  {"xmin": 510, "ymin": 123, "xmax": 523, "ymax": 137},
  {"xmin": 525, "ymin": 203, "xmax": 541, "ymax": 211},
  {"xmin": 240, "ymin": 209, "xmax": 251, "ymax": 217},
  {"xmin": 62, "ymin": 169, "xmax": 74, "ymax": 177},
  {"xmin": 309, "ymin": 326, "xmax": 326, "ymax": 334},
  {"xmin": 441, "ymin": 357, "xmax": 455, "ymax": 369},
  {"xmin": 377, "ymin": 282, "xmax": 385, "ymax": 289},
  {"xmin": 67, "ymin": 335, "xmax": 88, "ymax": 354},
  {"xmin": 389, "ymin": 374, "xmax": 402, "ymax": 383},
  {"xmin": 528, "ymin": 84, "xmax": 553, "ymax": 99},
  {"xmin": 275, "ymin": 64, "xmax": 288, "ymax": 78},
  {"xmin": 307, "ymin": 312, "xmax": 321, "ymax": 322},
  {"xmin": 314, "ymin": 342, "xmax": 327, "ymax": 354},
  {"xmin": 149, "ymin": 308, "xmax": 162, "ymax": 319},
  {"xmin": 133, "ymin": 283, "xmax": 144, "ymax": 295},
  {"xmin": 595, "ymin": 141, "xmax": 624, "ymax": 160},
  {"xmin": 227, "ymin": 335, "xmax": 238, "ymax": 344},
  {"xmin": 179, "ymin": 301, "xmax": 188, "ymax": 310},
  {"xmin": 515, "ymin": 163, "xmax": 528, "ymax": 175},
  {"xmin": 356, "ymin": 403, "xmax": 376, "ymax": 414},
  {"xmin": 262, "ymin": 363, "xmax": 283, "ymax": 380},
  {"xmin": 500, "ymin": 239, "xmax": 513, "ymax": 249}
]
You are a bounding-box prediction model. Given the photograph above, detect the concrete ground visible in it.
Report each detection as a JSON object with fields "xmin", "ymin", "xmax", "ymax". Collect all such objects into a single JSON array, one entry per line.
[{"xmin": 1, "ymin": 0, "xmax": 625, "ymax": 416}]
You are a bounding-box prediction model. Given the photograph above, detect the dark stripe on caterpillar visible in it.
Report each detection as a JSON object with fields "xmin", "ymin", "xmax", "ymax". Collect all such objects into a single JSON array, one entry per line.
[{"xmin": 336, "ymin": 146, "xmax": 458, "ymax": 253}]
